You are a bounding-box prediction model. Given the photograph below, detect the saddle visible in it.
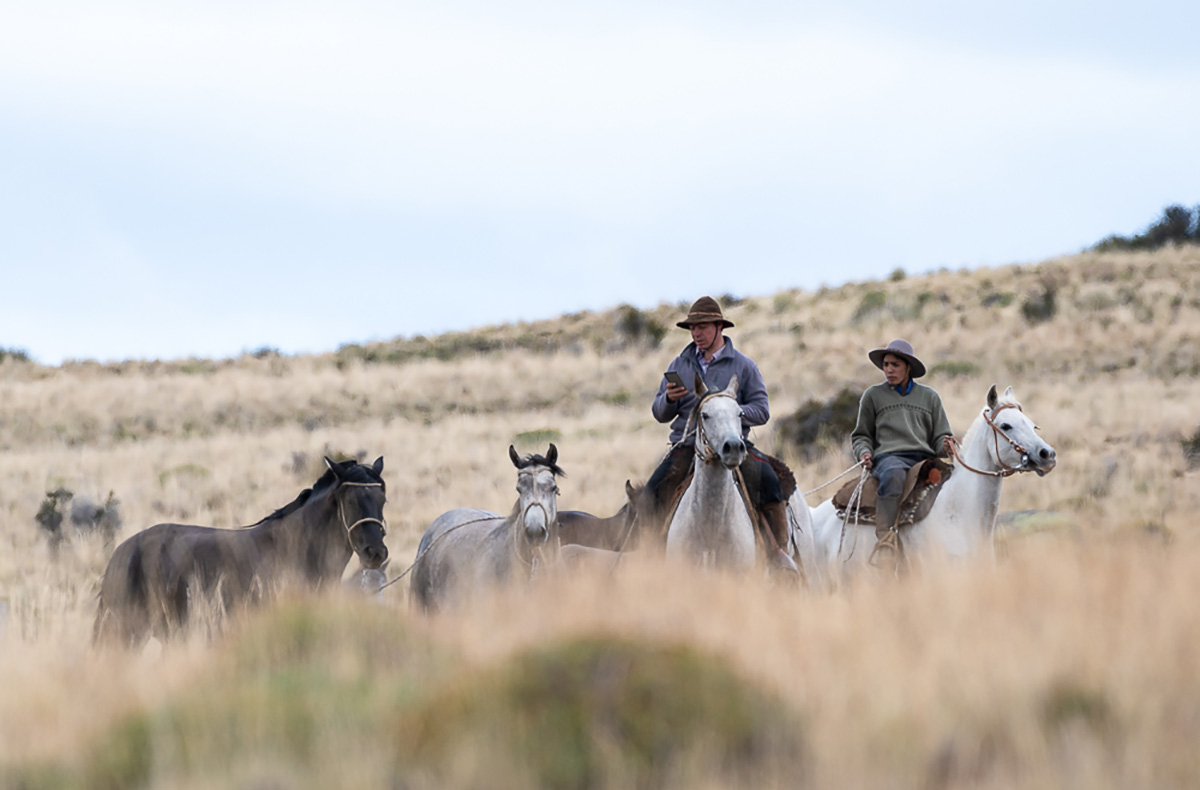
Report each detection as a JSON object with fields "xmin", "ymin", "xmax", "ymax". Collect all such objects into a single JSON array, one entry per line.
[
  {"xmin": 831, "ymin": 458, "xmax": 953, "ymax": 528},
  {"xmin": 650, "ymin": 445, "xmax": 798, "ymax": 546}
]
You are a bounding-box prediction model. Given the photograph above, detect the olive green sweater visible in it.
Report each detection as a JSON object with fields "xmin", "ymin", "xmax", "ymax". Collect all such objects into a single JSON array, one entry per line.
[{"xmin": 851, "ymin": 382, "xmax": 953, "ymax": 460}]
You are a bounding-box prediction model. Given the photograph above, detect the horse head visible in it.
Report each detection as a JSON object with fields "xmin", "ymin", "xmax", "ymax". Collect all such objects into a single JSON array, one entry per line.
[
  {"xmin": 982, "ymin": 386, "xmax": 1057, "ymax": 477},
  {"xmin": 508, "ymin": 444, "xmax": 565, "ymax": 554},
  {"xmin": 324, "ymin": 455, "xmax": 390, "ymax": 569},
  {"xmin": 686, "ymin": 375, "xmax": 746, "ymax": 470}
]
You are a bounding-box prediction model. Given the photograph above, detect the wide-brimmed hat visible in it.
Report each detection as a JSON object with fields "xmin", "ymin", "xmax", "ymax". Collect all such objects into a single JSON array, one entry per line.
[
  {"xmin": 868, "ymin": 338, "xmax": 926, "ymax": 378},
  {"xmin": 676, "ymin": 296, "xmax": 734, "ymax": 329}
]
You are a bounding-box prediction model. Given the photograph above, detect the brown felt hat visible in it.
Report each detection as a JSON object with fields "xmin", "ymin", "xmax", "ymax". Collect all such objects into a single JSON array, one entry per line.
[
  {"xmin": 868, "ymin": 338, "xmax": 927, "ymax": 378},
  {"xmin": 676, "ymin": 296, "xmax": 734, "ymax": 329}
]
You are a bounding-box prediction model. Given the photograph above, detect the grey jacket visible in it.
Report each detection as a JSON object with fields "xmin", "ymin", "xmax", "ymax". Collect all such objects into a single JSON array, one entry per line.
[{"xmin": 651, "ymin": 336, "xmax": 770, "ymax": 445}]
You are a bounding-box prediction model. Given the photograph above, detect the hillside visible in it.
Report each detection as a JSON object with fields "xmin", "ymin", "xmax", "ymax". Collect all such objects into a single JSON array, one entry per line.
[{"xmin": 2, "ymin": 246, "xmax": 1199, "ymax": 788}]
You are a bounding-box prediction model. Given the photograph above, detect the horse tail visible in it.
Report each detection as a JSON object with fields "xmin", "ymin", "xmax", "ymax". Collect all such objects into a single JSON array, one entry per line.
[{"xmin": 92, "ymin": 533, "xmax": 150, "ymax": 648}]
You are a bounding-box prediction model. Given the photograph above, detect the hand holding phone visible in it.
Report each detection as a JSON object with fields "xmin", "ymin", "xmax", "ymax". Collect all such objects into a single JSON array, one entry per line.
[{"xmin": 664, "ymin": 370, "xmax": 686, "ymax": 390}]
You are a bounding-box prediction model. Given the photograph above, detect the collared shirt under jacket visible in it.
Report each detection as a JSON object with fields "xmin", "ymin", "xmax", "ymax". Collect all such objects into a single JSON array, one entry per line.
[{"xmin": 652, "ymin": 336, "xmax": 770, "ymax": 445}]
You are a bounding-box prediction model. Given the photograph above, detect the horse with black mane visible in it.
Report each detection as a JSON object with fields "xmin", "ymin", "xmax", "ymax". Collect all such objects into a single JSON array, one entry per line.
[
  {"xmin": 410, "ymin": 445, "xmax": 564, "ymax": 612},
  {"xmin": 93, "ymin": 456, "xmax": 389, "ymax": 647}
]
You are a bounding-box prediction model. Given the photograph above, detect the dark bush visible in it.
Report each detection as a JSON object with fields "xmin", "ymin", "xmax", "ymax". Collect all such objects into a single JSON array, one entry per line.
[
  {"xmin": 35, "ymin": 487, "xmax": 74, "ymax": 551},
  {"xmin": 1021, "ymin": 283, "xmax": 1058, "ymax": 325},
  {"xmin": 1183, "ymin": 426, "xmax": 1200, "ymax": 470},
  {"xmin": 1093, "ymin": 204, "xmax": 1200, "ymax": 251},
  {"xmin": 614, "ymin": 305, "xmax": 667, "ymax": 348},
  {"xmin": 776, "ymin": 388, "xmax": 860, "ymax": 460},
  {"xmin": 0, "ymin": 346, "xmax": 32, "ymax": 363}
]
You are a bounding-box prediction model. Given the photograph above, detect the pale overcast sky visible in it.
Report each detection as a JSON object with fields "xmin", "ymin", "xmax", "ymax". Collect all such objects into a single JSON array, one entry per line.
[{"xmin": 2, "ymin": 0, "xmax": 1198, "ymax": 364}]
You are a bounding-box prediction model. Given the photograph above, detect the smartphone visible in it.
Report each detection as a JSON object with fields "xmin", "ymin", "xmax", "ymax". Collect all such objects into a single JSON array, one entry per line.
[{"xmin": 663, "ymin": 370, "xmax": 687, "ymax": 389}]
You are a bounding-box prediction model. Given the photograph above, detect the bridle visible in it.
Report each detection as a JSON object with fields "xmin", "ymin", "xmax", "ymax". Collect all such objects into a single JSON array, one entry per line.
[
  {"xmin": 691, "ymin": 390, "xmax": 740, "ymax": 465},
  {"xmin": 948, "ymin": 403, "xmax": 1033, "ymax": 478},
  {"xmin": 336, "ymin": 480, "xmax": 388, "ymax": 548},
  {"xmin": 512, "ymin": 467, "xmax": 559, "ymax": 578}
]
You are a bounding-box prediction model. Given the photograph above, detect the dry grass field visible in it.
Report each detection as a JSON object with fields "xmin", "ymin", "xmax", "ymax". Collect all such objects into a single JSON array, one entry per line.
[{"xmin": 1, "ymin": 247, "xmax": 1199, "ymax": 788}]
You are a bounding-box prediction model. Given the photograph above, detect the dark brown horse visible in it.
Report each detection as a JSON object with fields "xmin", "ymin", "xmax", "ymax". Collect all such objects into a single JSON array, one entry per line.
[
  {"xmin": 93, "ymin": 457, "xmax": 389, "ymax": 647},
  {"xmin": 558, "ymin": 480, "xmax": 649, "ymax": 551}
]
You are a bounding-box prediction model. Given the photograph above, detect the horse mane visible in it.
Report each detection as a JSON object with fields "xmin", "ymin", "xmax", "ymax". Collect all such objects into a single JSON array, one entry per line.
[
  {"xmin": 517, "ymin": 453, "xmax": 566, "ymax": 478},
  {"xmin": 247, "ymin": 459, "xmax": 385, "ymax": 526}
]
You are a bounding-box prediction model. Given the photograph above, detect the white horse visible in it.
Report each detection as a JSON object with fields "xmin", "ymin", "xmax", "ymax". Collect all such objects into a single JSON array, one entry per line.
[
  {"xmin": 796, "ymin": 385, "xmax": 1056, "ymax": 588},
  {"xmin": 664, "ymin": 375, "xmax": 761, "ymax": 570},
  {"xmin": 409, "ymin": 444, "xmax": 563, "ymax": 612}
]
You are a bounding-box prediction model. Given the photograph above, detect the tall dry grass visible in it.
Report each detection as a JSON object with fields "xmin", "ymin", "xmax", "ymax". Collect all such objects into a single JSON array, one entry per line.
[{"xmin": 1, "ymin": 247, "xmax": 1199, "ymax": 787}]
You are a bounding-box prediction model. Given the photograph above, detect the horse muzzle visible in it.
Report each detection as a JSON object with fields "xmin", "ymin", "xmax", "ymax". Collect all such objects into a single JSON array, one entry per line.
[
  {"xmin": 1027, "ymin": 445, "xmax": 1057, "ymax": 476},
  {"xmin": 720, "ymin": 439, "xmax": 747, "ymax": 470},
  {"xmin": 358, "ymin": 543, "xmax": 388, "ymax": 569}
]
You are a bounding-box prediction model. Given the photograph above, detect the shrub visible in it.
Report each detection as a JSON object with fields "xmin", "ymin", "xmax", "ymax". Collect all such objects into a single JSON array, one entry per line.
[
  {"xmin": 928, "ymin": 360, "xmax": 980, "ymax": 378},
  {"xmin": 395, "ymin": 636, "xmax": 806, "ymax": 789},
  {"xmin": 851, "ymin": 291, "xmax": 887, "ymax": 323},
  {"xmin": 1183, "ymin": 426, "xmax": 1200, "ymax": 470},
  {"xmin": 1093, "ymin": 203, "xmax": 1200, "ymax": 251},
  {"xmin": 35, "ymin": 487, "xmax": 74, "ymax": 551},
  {"xmin": 614, "ymin": 305, "xmax": 667, "ymax": 348},
  {"xmin": 0, "ymin": 346, "xmax": 31, "ymax": 363},
  {"xmin": 776, "ymin": 388, "xmax": 860, "ymax": 460},
  {"xmin": 1021, "ymin": 283, "xmax": 1058, "ymax": 325}
]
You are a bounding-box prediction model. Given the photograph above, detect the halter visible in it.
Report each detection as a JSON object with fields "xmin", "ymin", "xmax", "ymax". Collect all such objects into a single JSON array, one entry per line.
[
  {"xmin": 949, "ymin": 403, "xmax": 1032, "ymax": 478},
  {"xmin": 511, "ymin": 467, "xmax": 558, "ymax": 578},
  {"xmin": 335, "ymin": 480, "xmax": 388, "ymax": 547},
  {"xmin": 691, "ymin": 390, "xmax": 740, "ymax": 465}
]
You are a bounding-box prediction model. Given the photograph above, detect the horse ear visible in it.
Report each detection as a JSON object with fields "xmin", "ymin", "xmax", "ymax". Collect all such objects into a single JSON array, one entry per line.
[
  {"xmin": 1003, "ymin": 386, "xmax": 1015, "ymax": 403},
  {"xmin": 324, "ymin": 456, "xmax": 337, "ymax": 473},
  {"xmin": 626, "ymin": 479, "xmax": 635, "ymax": 499},
  {"xmin": 986, "ymin": 385, "xmax": 998, "ymax": 410},
  {"xmin": 694, "ymin": 373, "xmax": 708, "ymax": 397},
  {"xmin": 509, "ymin": 444, "xmax": 522, "ymax": 469},
  {"xmin": 546, "ymin": 444, "xmax": 558, "ymax": 465},
  {"xmin": 723, "ymin": 374, "xmax": 739, "ymax": 396},
  {"xmin": 372, "ymin": 456, "xmax": 384, "ymax": 474}
]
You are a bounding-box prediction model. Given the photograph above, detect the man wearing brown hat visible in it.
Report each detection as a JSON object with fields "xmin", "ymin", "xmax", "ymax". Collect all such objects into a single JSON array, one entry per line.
[
  {"xmin": 851, "ymin": 339, "xmax": 955, "ymax": 573},
  {"xmin": 649, "ymin": 296, "xmax": 799, "ymax": 575}
]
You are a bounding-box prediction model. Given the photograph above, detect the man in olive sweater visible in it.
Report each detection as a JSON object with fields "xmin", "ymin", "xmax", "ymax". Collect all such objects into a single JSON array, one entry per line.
[{"xmin": 851, "ymin": 339, "xmax": 954, "ymax": 572}]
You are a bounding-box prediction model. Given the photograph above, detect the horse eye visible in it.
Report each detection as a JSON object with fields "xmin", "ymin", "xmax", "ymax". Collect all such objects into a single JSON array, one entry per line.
[{"xmin": 1001, "ymin": 424, "xmax": 1012, "ymax": 431}]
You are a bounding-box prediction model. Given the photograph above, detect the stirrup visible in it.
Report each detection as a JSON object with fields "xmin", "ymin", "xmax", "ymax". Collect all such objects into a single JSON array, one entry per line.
[{"xmin": 868, "ymin": 528, "xmax": 903, "ymax": 568}]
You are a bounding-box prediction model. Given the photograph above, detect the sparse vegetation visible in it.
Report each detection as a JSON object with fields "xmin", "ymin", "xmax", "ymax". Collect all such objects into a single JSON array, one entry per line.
[
  {"xmin": 1093, "ymin": 203, "xmax": 1200, "ymax": 252},
  {"xmin": 2, "ymin": 246, "xmax": 1200, "ymax": 789}
]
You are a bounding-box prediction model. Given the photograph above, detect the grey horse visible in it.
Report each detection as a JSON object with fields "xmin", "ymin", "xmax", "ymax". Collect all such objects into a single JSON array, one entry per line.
[{"xmin": 410, "ymin": 445, "xmax": 564, "ymax": 612}]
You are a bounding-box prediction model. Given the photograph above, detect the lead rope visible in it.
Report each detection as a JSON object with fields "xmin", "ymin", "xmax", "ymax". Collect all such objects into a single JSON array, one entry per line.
[{"xmin": 375, "ymin": 514, "xmax": 500, "ymax": 592}]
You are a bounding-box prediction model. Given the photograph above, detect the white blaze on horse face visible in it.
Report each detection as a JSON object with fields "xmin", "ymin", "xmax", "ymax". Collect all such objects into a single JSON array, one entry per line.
[{"xmin": 517, "ymin": 466, "xmax": 559, "ymax": 543}]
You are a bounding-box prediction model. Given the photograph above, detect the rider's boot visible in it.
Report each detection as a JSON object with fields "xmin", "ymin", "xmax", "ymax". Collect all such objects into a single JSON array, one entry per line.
[
  {"xmin": 869, "ymin": 495, "xmax": 904, "ymax": 577},
  {"xmin": 761, "ymin": 501, "xmax": 801, "ymax": 579}
]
